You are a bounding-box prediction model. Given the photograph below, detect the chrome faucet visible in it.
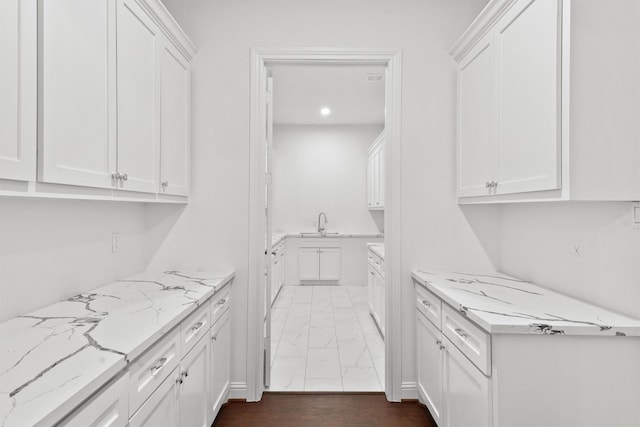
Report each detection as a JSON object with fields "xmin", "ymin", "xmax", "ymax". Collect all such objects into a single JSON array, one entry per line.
[{"xmin": 318, "ymin": 212, "xmax": 328, "ymax": 234}]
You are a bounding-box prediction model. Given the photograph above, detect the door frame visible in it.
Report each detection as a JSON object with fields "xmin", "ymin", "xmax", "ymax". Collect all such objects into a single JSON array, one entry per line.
[{"xmin": 247, "ymin": 47, "xmax": 403, "ymax": 402}]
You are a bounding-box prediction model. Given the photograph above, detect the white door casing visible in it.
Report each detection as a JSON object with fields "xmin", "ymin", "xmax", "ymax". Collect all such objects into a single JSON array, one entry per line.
[{"xmin": 248, "ymin": 48, "xmax": 402, "ymax": 402}]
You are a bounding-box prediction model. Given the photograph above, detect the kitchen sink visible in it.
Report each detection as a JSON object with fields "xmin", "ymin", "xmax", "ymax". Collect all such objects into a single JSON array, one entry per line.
[{"xmin": 299, "ymin": 232, "xmax": 341, "ymax": 237}]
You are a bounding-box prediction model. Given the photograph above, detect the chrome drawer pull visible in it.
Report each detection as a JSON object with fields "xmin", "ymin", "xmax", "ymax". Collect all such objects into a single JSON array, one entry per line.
[
  {"xmin": 150, "ymin": 357, "xmax": 168, "ymax": 375},
  {"xmin": 422, "ymin": 300, "xmax": 431, "ymax": 308},
  {"xmin": 191, "ymin": 321, "xmax": 204, "ymax": 332},
  {"xmin": 212, "ymin": 334, "xmax": 218, "ymax": 341},
  {"xmin": 217, "ymin": 298, "xmax": 227, "ymax": 306},
  {"xmin": 454, "ymin": 328, "xmax": 468, "ymax": 339}
]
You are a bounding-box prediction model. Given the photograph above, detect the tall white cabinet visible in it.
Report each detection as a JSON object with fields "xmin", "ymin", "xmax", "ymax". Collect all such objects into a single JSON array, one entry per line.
[
  {"xmin": 4, "ymin": 0, "xmax": 196, "ymax": 201},
  {"xmin": 0, "ymin": 0, "xmax": 37, "ymax": 182},
  {"xmin": 453, "ymin": 0, "xmax": 640, "ymax": 202},
  {"xmin": 367, "ymin": 131, "xmax": 385, "ymax": 210}
]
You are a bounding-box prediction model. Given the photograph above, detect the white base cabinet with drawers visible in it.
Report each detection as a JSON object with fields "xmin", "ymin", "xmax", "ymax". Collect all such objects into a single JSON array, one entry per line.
[
  {"xmin": 60, "ymin": 285, "xmax": 231, "ymax": 427},
  {"xmin": 367, "ymin": 247, "xmax": 385, "ymax": 338},
  {"xmin": 415, "ymin": 281, "xmax": 640, "ymax": 427}
]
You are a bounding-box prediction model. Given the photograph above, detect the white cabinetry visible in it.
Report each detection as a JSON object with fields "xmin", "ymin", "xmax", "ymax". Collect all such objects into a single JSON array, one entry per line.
[
  {"xmin": 453, "ymin": 0, "xmax": 640, "ymax": 202},
  {"xmin": 116, "ymin": 0, "xmax": 160, "ymax": 193},
  {"xmin": 0, "ymin": 0, "xmax": 36, "ymax": 182},
  {"xmin": 128, "ymin": 369, "xmax": 180, "ymax": 427},
  {"xmin": 271, "ymin": 241, "xmax": 285, "ymax": 305},
  {"xmin": 160, "ymin": 42, "xmax": 191, "ymax": 196},
  {"xmin": 209, "ymin": 309, "xmax": 230, "ymax": 418},
  {"xmin": 39, "ymin": 0, "xmax": 117, "ymax": 189},
  {"xmin": 367, "ymin": 247, "xmax": 385, "ymax": 338},
  {"xmin": 178, "ymin": 334, "xmax": 210, "ymax": 427},
  {"xmin": 298, "ymin": 240, "xmax": 341, "ymax": 282},
  {"xmin": 60, "ymin": 374, "xmax": 130, "ymax": 427},
  {"xmin": 33, "ymin": 0, "xmax": 196, "ymax": 200},
  {"xmin": 415, "ymin": 284, "xmax": 491, "ymax": 427},
  {"xmin": 367, "ymin": 131, "xmax": 385, "ymax": 210}
]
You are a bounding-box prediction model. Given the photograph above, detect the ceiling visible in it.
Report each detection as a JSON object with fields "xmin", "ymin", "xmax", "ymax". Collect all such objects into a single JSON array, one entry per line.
[{"xmin": 271, "ymin": 65, "xmax": 386, "ymax": 125}]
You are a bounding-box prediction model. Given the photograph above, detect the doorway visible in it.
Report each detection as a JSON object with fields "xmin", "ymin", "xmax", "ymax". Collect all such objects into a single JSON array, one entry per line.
[
  {"xmin": 248, "ymin": 48, "xmax": 403, "ymax": 402},
  {"xmin": 267, "ymin": 64, "xmax": 386, "ymax": 392}
]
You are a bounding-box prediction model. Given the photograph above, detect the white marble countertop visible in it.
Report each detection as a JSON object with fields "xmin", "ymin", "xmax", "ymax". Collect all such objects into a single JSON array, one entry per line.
[
  {"xmin": 271, "ymin": 232, "xmax": 383, "ymax": 248},
  {"xmin": 0, "ymin": 270, "xmax": 234, "ymax": 427},
  {"xmin": 412, "ymin": 270, "xmax": 640, "ymax": 337},
  {"xmin": 367, "ymin": 243, "xmax": 385, "ymax": 260}
]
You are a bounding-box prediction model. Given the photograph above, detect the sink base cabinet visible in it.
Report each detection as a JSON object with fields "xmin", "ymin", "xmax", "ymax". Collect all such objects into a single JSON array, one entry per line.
[{"xmin": 298, "ymin": 240, "xmax": 341, "ymax": 283}]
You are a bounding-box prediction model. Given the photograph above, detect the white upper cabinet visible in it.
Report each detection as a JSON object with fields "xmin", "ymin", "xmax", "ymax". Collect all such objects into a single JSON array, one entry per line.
[
  {"xmin": 494, "ymin": 0, "xmax": 560, "ymax": 195},
  {"xmin": 116, "ymin": 0, "xmax": 160, "ymax": 193},
  {"xmin": 457, "ymin": 34, "xmax": 495, "ymax": 197},
  {"xmin": 0, "ymin": 0, "xmax": 36, "ymax": 182},
  {"xmin": 367, "ymin": 131, "xmax": 385, "ymax": 209},
  {"xmin": 160, "ymin": 42, "xmax": 191, "ymax": 196},
  {"xmin": 34, "ymin": 0, "xmax": 196, "ymax": 199},
  {"xmin": 453, "ymin": 0, "xmax": 640, "ymax": 202},
  {"xmin": 39, "ymin": 0, "xmax": 117, "ymax": 189}
]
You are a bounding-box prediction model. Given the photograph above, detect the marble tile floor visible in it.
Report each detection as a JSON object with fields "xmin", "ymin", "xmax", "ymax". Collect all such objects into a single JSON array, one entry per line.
[{"xmin": 269, "ymin": 285, "xmax": 385, "ymax": 392}]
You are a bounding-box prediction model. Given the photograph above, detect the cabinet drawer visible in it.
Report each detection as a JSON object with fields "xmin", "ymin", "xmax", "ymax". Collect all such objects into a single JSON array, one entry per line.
[
  {"xmin": 129, "ymin": 328, "xmax": 180, "ymax": 415},
  {"xmin": 442, "ymin": 304, "xmax": 491, "ymax": 376},
  {"xmin": 415, "ymin": 284, "xmax": 442, "ymax": 330},
  {"xmin": 210, "ymin": 286, "xmax": 231, "ymax": 326},
  {"xmin": 181, "ymin": 302, "xmax": 211, "ymax": 358},
  {"xmin": 60, "ymin": 372, "xmax": 129, "ymax": 427}
]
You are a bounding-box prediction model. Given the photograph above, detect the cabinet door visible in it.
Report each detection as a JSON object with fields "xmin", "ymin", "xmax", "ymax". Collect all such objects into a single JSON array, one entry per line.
[
  {"xmin": 443, "ymin": 337, "xmax": 491, "ymax": 427},
  {"xmin": 368, "ymin": 262, "xmax": 375, "ymax": 314},
  {"xmin": 378, "ymin": 145, "xmax": 385, "ymax": 208},
  {"xmin": 179, "ymin": 333, "xmax": 211, "ymax": 427},
  {"xmin": 0, "ymin": 0, "xmax": 36, "ymax": 182},
  {"xmin": 494, "ymin": 0, "xmax": 560, "ymax": 195},
  {"xmin": 60, "ymin": 373, "xmax": 128, "ymax": 427},
  {"xmin": 210, "ymin": 310, "xmax": 230, "ymax": 421},
  {"xmin": 39, "ymin": 0, "xmax": 117, "ymax": 188},
  {"xmin": 299, "ymin": 248, "xmax": 320, "ymax": 280},
  {"xmin": 116, "ymin": 0, "xmax": 160, "ymax": 193},
  {"xmin": 129, "ymin": 368, "xmax": 180, "ymax": 427},
  {"xmin": 377, "ymin": 270, "xmax": 385, "ymax": 337},
  {"xmin": 457, "ymin": 34, "xmax": 495, "ymax": 197},
  {"xmin": 319, "ymin": 248, "xmax": 340, "ymax": 281},
  {"xmin": 416, "ymin": 311, "xmax": 444, "ymax": 426},
  {"xmin": 367, "ymin": 155, "xmax": 374, "ymax": 207},
  {"xmin": 160, "ymin": 41, "xmax": 190, "ymax": 196}
]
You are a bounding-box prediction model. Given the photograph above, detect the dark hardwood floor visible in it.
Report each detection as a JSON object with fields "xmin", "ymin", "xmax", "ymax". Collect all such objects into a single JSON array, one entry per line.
[{"xmin": 213, "ymin": 392, "xmax": 437, "ymax": 427}]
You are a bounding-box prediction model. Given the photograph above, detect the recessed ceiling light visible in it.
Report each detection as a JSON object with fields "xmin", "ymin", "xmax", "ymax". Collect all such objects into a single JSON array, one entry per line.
[{"xmin": 320, "ymin": 107, "xmax": 331, "ymax": 116}]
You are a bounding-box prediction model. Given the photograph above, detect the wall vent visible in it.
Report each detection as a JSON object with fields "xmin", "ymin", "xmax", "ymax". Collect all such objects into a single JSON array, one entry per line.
[{"xmin": 365, "ymin": 73, "xmax": 384, "ymax": 83}]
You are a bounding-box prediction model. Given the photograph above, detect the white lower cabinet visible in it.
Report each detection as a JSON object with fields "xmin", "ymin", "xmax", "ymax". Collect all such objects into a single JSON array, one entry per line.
[
  {"xmin": 129, "ymin": 368, "xmax": 180, "ymax": 427},
  {"xmin": 416, "ymin": 310, "xmax": 443, "ymax": 425},
  {"xmin": 416, "ymin": 284, "xmax": 491, "ymax": 427},
  {"xmin": 298, "ymin": 240, "xmax": 341, "ymax": 282},
  {"xmin": 178, "ymin": 334, "xmax": 211, "ymax": 427},
  {"xmin": 210, "ymin": 309, "xmax": 231, "ymax": 419},
  {"xmin": 60, "ymin": 373, "xmax": 130, "ymax": 427},
  {"xmin": 442, "ymin": 336, "xmax": 491, "ymax": 427},
  {"xmin": 367, "ymin": 248, "xmax": 385, "ymax": 337}
]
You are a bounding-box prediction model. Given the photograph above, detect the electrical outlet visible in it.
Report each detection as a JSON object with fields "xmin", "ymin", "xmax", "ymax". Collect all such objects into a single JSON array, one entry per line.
[{"xmin": 112, "ymin": 233, "xmax": 120, "ymax": 253}]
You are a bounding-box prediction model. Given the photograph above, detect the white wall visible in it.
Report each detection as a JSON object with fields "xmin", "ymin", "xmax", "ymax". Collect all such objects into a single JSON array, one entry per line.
[
  {"xmin": 272, "ymin": 124, "xmax": 383, "ymax": 234},
  {"xmin": 496, "ymin": 202, "xmax": 640, "ymax": 319},
  {"xmin": 0, "ymin": 199, "xmax": 152, "ymax": 321},
  {"xmin": 159, "ymin": 0, "xmax": 496, "ymax": 397}
]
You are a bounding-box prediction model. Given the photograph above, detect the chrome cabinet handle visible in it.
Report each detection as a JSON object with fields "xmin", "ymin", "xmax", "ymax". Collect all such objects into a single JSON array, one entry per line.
[
  {"xmin": 150, "ymin": 357, "xmax": 168, "ymax": 374},
  {"xmin": 439, "ymin": 344, "xmax": 446, "ymax": 350},
  {"xmin": 485, "ymin": 181, "xmax": 491, "ymax": 189},
  {"xmin": 162, "ymin": 181, "xmax": 169, "ymax": 188},
  {"xmin": 217, "ymin": 298, "xmax": 226, "ymax": 306},
  {"xmin": 422, "ymin": 300, "xmax": 431, "ymax": 308},
  {"xmin": 181, "ymin": 369, "xmax": 189, "ymax": 378},
  {"xmin": 111, "ymin": 172, "xmax": 121, "ymax": 180},
  {"xmin": 272, "ymin": 251, "xmax": 277, "ymax": 255},
  {"xmin": 435, "ymin": 339, "xmax": 441, "ymax": 346},
  {"xmin": 176, "ymin": 377, "xmax": 183, "ymax": 385},
  {"xmin": 191, "ymin": 321, "xmax": 204, "ymax": 332},
  {"xmin": 454, "ymin": 328, "xmax": 468, "ymax": 339},
  {"xmin": 121, "ymin": 173, "xmax": 128, "ymax": 181},
  {"xmin": 212, "ymin": 334, "xmax": 218, "ymax": 341}
]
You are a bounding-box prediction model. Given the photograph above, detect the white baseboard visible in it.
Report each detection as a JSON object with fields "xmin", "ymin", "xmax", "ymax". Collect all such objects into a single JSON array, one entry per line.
[
  {"xmin": 228, "ymin": 381, "xmax": 247, "ymax": 400},
  {"xmin": 401, "ymin": 381, "xmax": 418, "ymax": 400}
]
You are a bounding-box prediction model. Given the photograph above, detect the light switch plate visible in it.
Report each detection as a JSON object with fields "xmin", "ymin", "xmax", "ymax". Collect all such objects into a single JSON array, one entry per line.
[
  {"xmin": 632, "ymin": 203, "xmax": 640, "ymax": 230},
  {"xmin": 112, "ymin": 233, "xmax": 120, "ymax": 253}
]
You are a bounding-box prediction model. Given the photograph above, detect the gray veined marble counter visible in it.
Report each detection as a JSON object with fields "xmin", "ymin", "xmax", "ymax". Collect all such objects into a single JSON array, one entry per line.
[
  {"xmin": 412, "ymin": 270, "xmax": 640, "ymax": 337},
  {"xmin": 0, "ymin": 270, "xmax": 234, "ymax": 427}
]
